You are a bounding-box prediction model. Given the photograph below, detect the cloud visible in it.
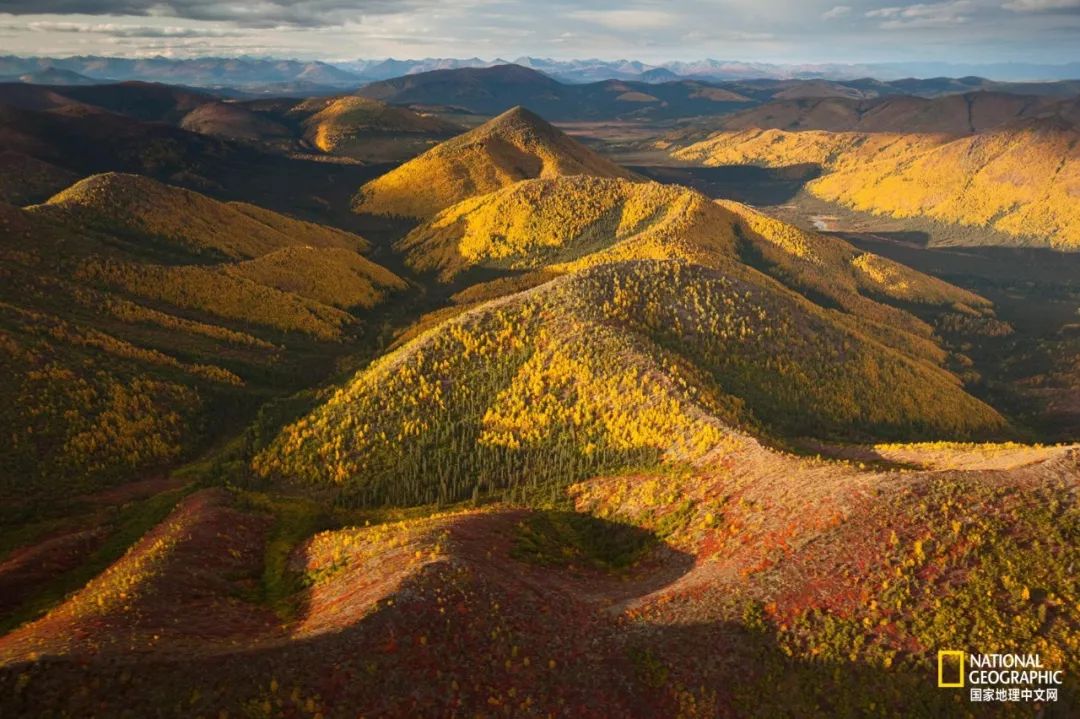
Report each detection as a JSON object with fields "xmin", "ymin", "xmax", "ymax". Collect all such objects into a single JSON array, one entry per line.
[
  {"xmin": 1003, "ymin": 0, "xmax": 1080, "ymax": 11},
  {"xmin": 0, "ymin": 0, "xmax": 1076, "ymax": 65},
  {"xmin": 19, "ymin": 20, "xmax": 240, "ymax": 37},
  {"xmin": 867, "ymin": 1, "xmax": 974, "ymax": 28},
  {"xmin": 566, "ymin": 9, "xmax": 677, "ymax": 30},
  {"xmin": 0, "ymin": 1, "xmax": 421, "ymax": 28}
]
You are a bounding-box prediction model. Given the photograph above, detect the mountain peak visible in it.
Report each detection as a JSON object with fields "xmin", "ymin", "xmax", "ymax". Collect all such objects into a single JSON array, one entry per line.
[
  {"xmin": 479, "ymin": 105, "xmax": 556, "ymax": 137},
  {"xmin": 353, "ymin": 106, "xmax": 634, "ymax": 219}
]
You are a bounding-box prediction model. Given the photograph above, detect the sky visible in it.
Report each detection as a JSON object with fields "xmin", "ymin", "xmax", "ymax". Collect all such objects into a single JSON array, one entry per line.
[{"xmin": 0, "ymin": 0, "xmax": 1078, "ymax": 65}]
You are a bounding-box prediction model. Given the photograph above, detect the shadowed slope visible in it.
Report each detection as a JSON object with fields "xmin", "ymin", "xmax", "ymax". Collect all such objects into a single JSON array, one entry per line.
[
  {"xmin": 178, "ymin": 101, "xmax": 294, "ymax": 143},
  {"xmin": 709, "ymin": 92, "xmax": 1059, "ymax": 135},
  {"xmin": 2, "ymin": 444, "xmax": 1075, "ymax": 717},
  {"xmin": 352, "ymin": 106, "xmax": 637, "ymax": 219}
]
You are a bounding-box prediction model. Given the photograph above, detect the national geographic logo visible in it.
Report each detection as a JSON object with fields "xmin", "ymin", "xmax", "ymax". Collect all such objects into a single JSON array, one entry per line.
[{"xmin": 938, "ymin": 651, "xmax": 1064, "ymax": 704}]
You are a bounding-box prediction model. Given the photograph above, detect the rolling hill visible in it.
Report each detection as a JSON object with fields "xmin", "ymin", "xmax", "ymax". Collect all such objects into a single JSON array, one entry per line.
[
  {"xmin": 0, "ymin": 173, "xmax": 404, "ymax": 496},
  {"xmin": 396, "ymin": 175, "xmax": 991, "ymax": 347},
  {"xmin": 398, "ymin": 177, "xmax": 987, "ymax": 343},
  {"xmin": 176, "ymin": 101, "xmax": 295, "ymax": 144},
  {"xmin": 174, "ymin": 93, "xmax": 465, "ymax": 161},
  {"xmin": 33, "ymin": 172, "xmax": 370, "ymax": 260},
  {"xmin": 0, "ymin": 151, "xmax": 77, "ymax": 205},
  {"xmin": 270, "ymin": 168, "xmax": 1006, "ymax": 507},
  {"xmin": 0, "ymin": 101, "xmax": 241, "ymax": 181},
  {"xmin": 254, "ymin": 256, "xmax": 1004, "ymax": 506},
  {"xmin": 289, "ymin": 95, "xmax": 461, "ymax": 160},
  {"xmin": 352, "ymin": 106, "xmax": 637, "ymax": 219}
]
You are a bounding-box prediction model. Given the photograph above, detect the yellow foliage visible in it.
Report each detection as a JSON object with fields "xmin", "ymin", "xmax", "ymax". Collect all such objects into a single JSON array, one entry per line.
[
  {"xmin": 353, "ymin": 106, "xmax": 636, "ymax": 220},
  {"xmin": 34, "ymin": 172, "xmax": 369, "ymax": 259},
  {"xmin": 675, "ymin": 123, "xmax": 1080, "ymax": 250}
]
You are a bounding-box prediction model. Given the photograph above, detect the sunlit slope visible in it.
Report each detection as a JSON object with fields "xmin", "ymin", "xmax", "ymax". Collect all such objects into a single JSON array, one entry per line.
[
  {"xmin": 811, "ymin": 119, "xmax": 1080, "ymax": 250},
  {"xmin": 399, "ymin": 176, "xmax": 990, "ymax": 361},
  {"xmin": 255, "ymin": 257, "xmax": 1005, "ymax": 506},
  {"xmin": 32, "ymin": 172, "xmax": 368, "ymax": 260},
  {"xmin": 673, "ymin": 128, "xmax": 942, "ymax": 170},
  {"xmin": 225, "ymin": 246, "xmax": 406, "ymax": 310},
  {"xmin": 352, "ymin": 106, "xmax": 637, "ymax": 219},
  {"xmin": 674, "ymin": 119, "xmax": 1080, "ymax": 250},
  {"xmin": 0, "ymin": 176, "xmax": 404, "ymax": 495},
  {"xmin": 292, "ymin": 96, "xmax": 459, "ymax": 153}
]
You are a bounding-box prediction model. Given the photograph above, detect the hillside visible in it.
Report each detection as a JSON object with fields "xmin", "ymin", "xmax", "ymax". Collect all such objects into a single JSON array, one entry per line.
[
  {"xmin": 675, "ymin": 118, "xmax": 1080, "ymax": 250},
  {"xmin": 178, "ymin": 101, "xmax": 294, "ymax": 144},
  {"xmin": 399, "ymin": 176, "xmax": 987, "ymax": 351},
  {"xmin": 0, "ymin": 151, "xmax": 77, "ymax": 205},
  {"xmin": 44, "ymin": 82, "xmax": 218, "ymax": 123},
  {"xmin": 0, "ymin": 102, "xmax": 240, "ymax": 181},
  {"xmin": 224, "ymin": 246, "xmax": 406, "ymax": 309},
  {"xmin": 0, "ymin": 175, "xmax": 404, "ymax": 496},
  {"xmin": 0, "ymin": 81, "xmax": 457, "ymax": 166},
  {"xmin": 710, "ymin": 92, "xmax": 1057, "ymax": 134},
  {"xmin": 289, "ymin": 95, "xmax": 461, "ymax": 160},
  {"xmin": 293, "ymin": 96, "xmax": 458, "ymax": 145},
  {"xmin": 2, "ymin": 442, "xmax": 1077, "ymax": 715},
  {"xmin": 1, "ymin": 86, "xmax": 1076, "ymax": 718},
  {"xmin": 32, "ymin": 172, "xmax": 368, "ymax": 260},
  {"xmin": 353, "ymin": 106, "xmax": 637, "ymax": 219},
  {"xmin": 265, "ymin": 173, "xmax": 1005, "ymax": 506},
  {"xmin": 174, "ymin": 94, "xmax": 464, "ymax": 161},
  {"xmin": 255, "ymin": 258, "xmax": 1003, "ymax": 506}
]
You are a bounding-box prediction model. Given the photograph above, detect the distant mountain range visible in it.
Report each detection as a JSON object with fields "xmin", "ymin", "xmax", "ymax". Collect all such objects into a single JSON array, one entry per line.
[
  {"xmin": 1, "ymin": 55, "xmax": 1079, "ymax": 93},
  {"xmin": 353, "ymin": 65, "xmax": 1080, "ymax": 121}
]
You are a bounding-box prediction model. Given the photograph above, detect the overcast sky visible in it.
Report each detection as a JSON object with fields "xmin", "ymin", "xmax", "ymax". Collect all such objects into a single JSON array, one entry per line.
[{"xmin": 0, "ymin": 0, "xmax": 1078, "ymax": 64}]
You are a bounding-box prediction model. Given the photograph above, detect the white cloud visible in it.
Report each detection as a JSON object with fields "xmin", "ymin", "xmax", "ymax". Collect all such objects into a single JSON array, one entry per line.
[
  {"xmin": 21, "ymin": 20, "xmax": 239, "ymax": 37},
  {"xmin": 567, "ymin": 9, "xmax": 677, "ymax": 31},
  {"xmin": 822, "ymin": 5, "xmax": 853, "ymax": 20},
  {"xmin": 867, "ymin": 1, "xmax": 974, "ymax": 28},
  {"xmin": 1003, "ymin": 0, "xmax": 1080, "ymax": 10}
]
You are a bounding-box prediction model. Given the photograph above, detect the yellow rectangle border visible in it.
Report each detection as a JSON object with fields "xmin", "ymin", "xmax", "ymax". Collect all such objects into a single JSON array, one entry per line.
[{"xmin": 938, "ymin": 650, "xmax": 965, "ymax": 688}]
